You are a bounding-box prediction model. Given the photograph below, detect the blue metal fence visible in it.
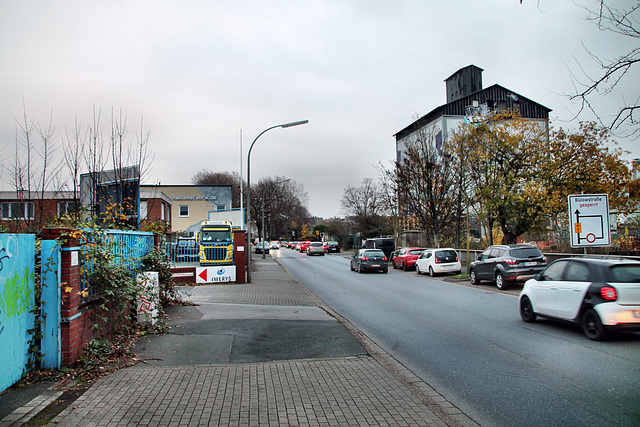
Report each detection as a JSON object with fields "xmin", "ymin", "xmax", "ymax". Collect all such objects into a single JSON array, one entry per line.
[{"xmin": 81, "ymin": 229, "xmax": 154, "ymax": 296}]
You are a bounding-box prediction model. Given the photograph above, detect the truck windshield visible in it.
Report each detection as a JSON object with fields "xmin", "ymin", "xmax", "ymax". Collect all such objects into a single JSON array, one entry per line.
[{"xmin": 201, "ymin": 230, "xmax": 231, "ymax": 242}]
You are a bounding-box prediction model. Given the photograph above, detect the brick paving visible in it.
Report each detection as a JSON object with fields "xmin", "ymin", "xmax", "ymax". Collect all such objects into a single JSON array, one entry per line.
[
  {"xmin": 52, "ymin": 358, "xmax": 448, "ymax": 427},
  {"xmin": 2, "ymin": 255, "xmax": 479, "ymax": 426}
]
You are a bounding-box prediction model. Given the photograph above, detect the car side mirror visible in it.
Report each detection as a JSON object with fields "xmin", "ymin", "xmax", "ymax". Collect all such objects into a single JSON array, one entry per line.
[{"xmin": 534, "ymin": 273, "xmax": 543, "ymax": 281}]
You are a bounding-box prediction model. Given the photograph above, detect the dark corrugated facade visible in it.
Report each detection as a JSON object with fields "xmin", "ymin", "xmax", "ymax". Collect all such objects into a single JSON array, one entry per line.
[{"xmin": 394, "ymin": 81, "xmax": 551, "ymax": 141}]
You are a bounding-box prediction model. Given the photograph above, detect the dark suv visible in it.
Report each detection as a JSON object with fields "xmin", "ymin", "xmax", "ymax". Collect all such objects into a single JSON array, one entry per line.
[{"xmin": 469, "ymin": 244, "xmax": 547, "ymax": 290}]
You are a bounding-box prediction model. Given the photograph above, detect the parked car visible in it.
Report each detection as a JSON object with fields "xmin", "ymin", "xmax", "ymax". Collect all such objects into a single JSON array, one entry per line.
[
  {"xmin": 469, "ymin": 244, "xmax": 547, "ymax": 290},
  {"xmin": 350, "ymin": 249, "xmax": 388, "ymax": 273},
  {"xmin": 519, "ymin": 257, "xmax": 640, "ymax": 340},
  {"xmin": 173, "ymin": 237, "xmax": 198, "ymax": 263},
  {"xmin": 415, "ymin": 248, "xmax": 461, "ymax": 277},
  {"xmin": 324, "ymin": 241, "xmax": 340, "ymax": 253},
  {"xmin": 392, "ymin": 247, "xmax": 426, "ymax": 270},
  {"xmin": 307, "ymin": 242, "xmax": 325, "ymax": 256},
  {"xmin": 255, "ymin": 242, "xmax": 270, "ymax": 254}
]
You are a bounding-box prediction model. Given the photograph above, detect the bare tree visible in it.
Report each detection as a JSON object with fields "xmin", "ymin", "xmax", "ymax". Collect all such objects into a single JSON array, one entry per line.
[
  {"xmin": 7, "ymin": 101, "xmax": 61, "ymax": 231},
  {"xmin": 62, "ymin": 115, "xmax": 87, "ymax": 214},
  {"xmin": 568, "ymin": 1, "xmax": 640, "ymax": 136},
  {"xmin": 252, "ymin": 176, "xmax": 309, "ymax": 241},
  {"xmin": 340, "ymin": 178, "xmax": 391, "ymax": 239},
  {"xmin": 381, "ymin": 126, "xmax": 460, "ymax": 248}
]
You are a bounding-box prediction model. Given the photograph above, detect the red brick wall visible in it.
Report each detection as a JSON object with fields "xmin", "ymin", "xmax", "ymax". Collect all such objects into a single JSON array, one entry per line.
[
  {"xmin": 140, "ymin": 197, "xmax": 170, "ymax": 229},
  {"xmin": 234, "ymin": 230, "xmax": 246, "ymax": 283}
]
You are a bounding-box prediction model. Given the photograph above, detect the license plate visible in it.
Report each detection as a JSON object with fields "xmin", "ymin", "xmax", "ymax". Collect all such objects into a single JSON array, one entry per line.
[
  {"xmin": 633, "ymin": 310, "xmax": 640, "ymax": 319},
  {"xmin": 524, "ymin": 262, "xmax": 537, "ymax": 266},
  {"xmin": 372, "ymin": 264, "xmax": 380, "ymax": 268}
]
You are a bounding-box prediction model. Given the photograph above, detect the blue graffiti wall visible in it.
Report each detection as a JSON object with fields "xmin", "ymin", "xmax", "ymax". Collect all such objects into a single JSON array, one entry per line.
[{"xmin": 0, "ymin": 234, "xmax": 35, "ymax": 392}]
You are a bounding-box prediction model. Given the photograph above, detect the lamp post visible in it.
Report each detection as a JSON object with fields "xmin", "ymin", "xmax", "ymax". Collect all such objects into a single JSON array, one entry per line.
[{"xmin": 246, "ymin": 120, "xmax": 308, "ymax": 282}]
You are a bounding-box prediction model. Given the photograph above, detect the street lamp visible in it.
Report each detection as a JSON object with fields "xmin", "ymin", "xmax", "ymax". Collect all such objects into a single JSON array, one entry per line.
[{"xmin": 246, "ymin": 120, "xmax": 308, "ymax": 282}]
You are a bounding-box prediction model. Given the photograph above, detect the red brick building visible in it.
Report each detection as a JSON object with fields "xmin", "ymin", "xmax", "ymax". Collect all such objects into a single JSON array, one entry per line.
[
  {"xmin": 0, "ymin": 189, "xmax": 172, "ymax": 233},
  {"xmin": 0, "ymin": 191, "xmax": 78, "ymax": 233}
]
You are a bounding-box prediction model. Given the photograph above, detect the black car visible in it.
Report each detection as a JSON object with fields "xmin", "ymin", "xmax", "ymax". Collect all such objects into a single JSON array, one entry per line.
[
  {"xmin": 255, "ymin": 242, "xmax": 270, "ymax": 254},
  {"xmin": 469, "ymin": 243, "xmax": 547, "ymax": 290},
  {"xmin": 325, "ymin": 241, "xmax": 340, "ymax": 253},
  {"xmin": 350, "ymin": 249, "xmax": 388, "ymax": 274}
]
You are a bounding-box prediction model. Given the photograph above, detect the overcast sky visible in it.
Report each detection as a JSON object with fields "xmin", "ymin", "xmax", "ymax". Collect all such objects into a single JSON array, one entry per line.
[{"xmin": 1, "ymin": 1, "xmax": 638, "ymax": 219}]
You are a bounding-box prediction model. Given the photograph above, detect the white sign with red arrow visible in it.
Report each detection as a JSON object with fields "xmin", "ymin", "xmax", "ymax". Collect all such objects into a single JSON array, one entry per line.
[
  {"xmin": 196, "ymin": 266, "xmax": 236, "ymax": 283},
  {"xmin": 568, "ymin": 194, "xmax": 610, "ymax": 248}
]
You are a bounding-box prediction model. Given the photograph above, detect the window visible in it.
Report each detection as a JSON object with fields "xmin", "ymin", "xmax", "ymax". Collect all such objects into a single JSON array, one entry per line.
[
  {"xmin": 564, "ymin": 262, "xmax": 590, "ymax": 282},
  {"xmin": 1, "ymin": 202, "xmax": 34, "ymax": 220},
  {"xmin": 140, "ymin": 201, "xmax": 148, "ymax": 221},
  {"xmin": 57, "ymin": 201, "xmax": 77, "ymax": 216},
  {"xmin": 217, "ymin": 205, "xmax": 226, "ymax": 211},
  {"xmin": 161, "ymin": 202, "xmax": 165, "ymax": 221},
  {"xmin": 542, "ymin": 261, "xmax": 567, "ymax": 281},
  {"xmin": 179, "ymin": 205, "xmax": 189, "ymax": 217}
]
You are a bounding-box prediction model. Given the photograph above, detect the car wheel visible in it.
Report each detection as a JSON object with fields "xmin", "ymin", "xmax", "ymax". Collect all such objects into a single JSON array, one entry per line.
[
  {"xmin": 382, "ymin": 269, "xmax": 388, "ymax": 274},
  {"xmin": 357, "ymin": 263, "xmax": 363, "ymax": 274},
  {"xmin": 393, "ymin": 262, "xmax": 397, "ymax": 269},
  {"xmin": 520, "ymin": 296, "xmax": 536, "ymax": 323},
  {"xmin": 350, "ymin": 262, "xmax": 355, "ymax": 271},
  {"xmin": 402, "ymin": 262, "xmax": 408, "ymax": 271},
  {"xmin": 582, "ymin": 309, "xmax": 608, "ymax": 341},
  {"xmin": 416, "ymin": 264, "xmax": 422, "ymax": 275},
  {"xmin": 429, "ymin": 266, "xmax": 435, "ymax": 277},
  {"xmin": 495, "ymin": 272, "xmax": 508, "ymax": 290},
  {"xmin": 470, "ymin": 269, "xmax": 480, "ymax": 285}
]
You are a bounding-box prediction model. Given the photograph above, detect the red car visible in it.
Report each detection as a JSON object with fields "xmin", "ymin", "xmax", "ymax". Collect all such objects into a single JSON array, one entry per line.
[
  {"xmin": 392, "ymin": 247, "xmax": 426, "ymax": 271},
  {"xmin": 299, "ymin": 241, "xmax": 311, "ymax": 252}
]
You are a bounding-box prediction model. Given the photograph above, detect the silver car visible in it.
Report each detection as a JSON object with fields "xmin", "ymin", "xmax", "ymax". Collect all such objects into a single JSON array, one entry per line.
[{"xmin": 306, "ymin": 242, "xmax": 325, "ymax": 256}]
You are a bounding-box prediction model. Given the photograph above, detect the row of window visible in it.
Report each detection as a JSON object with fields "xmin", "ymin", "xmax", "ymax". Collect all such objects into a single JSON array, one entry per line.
[
  {"xmin": 178, "ymin": 204, "xmax": 227, "ymax": 218},
  {"xmin": 1, "ymin": 201, "xmax": 78, "ymax": 220},
  {"xmin": 2, "ymin": 201, "xmax": 228, "ymax": 220}
]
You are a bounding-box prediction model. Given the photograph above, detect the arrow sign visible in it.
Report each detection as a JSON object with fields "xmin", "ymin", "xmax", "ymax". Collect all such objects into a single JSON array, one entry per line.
[
  {"xmin": 568, "ymin": 194, "xmax": 610, "ymax": 248},
  {"xmin": 196, "ymin": 266, "xmax": 236, "ymax": 283}
]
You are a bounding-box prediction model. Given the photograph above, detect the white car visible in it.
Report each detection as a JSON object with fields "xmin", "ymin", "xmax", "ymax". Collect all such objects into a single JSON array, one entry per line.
[
  {"xmin": 415, "ymin": 248, "xmax": 461, "ymax": 277},
  {"xmin": 270, "ymin": 241, "xmax": 280, "ymax": 249},
  {"xmin": 519, "ymin": 257, "xmax": 640, "ymax": 340}
]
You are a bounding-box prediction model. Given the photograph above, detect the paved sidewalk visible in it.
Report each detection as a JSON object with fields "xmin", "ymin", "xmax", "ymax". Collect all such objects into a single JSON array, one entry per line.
[{"xmin": 1, "ymin": 255, "xmax": 478, "ymax": 426}]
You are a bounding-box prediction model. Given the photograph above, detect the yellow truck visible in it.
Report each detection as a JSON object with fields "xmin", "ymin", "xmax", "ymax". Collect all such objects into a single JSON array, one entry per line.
[{"xmin": 197, "ymin": 221, "xmax": 234, "ymax": 266}]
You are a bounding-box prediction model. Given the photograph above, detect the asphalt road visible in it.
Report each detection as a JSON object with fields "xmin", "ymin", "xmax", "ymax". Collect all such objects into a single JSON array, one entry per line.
[{"xmin": 273, "ymin": 248, "xmax": 640, "ymax": 427}]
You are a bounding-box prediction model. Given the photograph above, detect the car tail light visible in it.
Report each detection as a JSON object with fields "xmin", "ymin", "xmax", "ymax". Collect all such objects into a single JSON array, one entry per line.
[
  {"xmin": 504, "ymin": 258, "xmax": 517, "ymax": 266},
  {"xmin": 361, "ymin": 256, "xmax": 369, "ymax": 261},
  {"xmin": 600, "ymin": 286, "xmax": 617, "ymax": 301},
  {"xmin": 456, "ymin": 255, "xmax": 459, "ymax": 262},
  {"xmin": 382, "ymin": 257, "xmax": 388, "ymax": 261},
  {"xmin": 434, "ymin": 257, "xmax": 439, "ymax": 264}
]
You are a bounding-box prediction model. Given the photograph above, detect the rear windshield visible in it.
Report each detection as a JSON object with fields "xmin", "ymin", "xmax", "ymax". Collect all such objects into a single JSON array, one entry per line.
[
  {"xmin": 435, "ymin": 250, "xmax": 457, "ymax": 261},
  {"xmin": 409, "ymin": 249, "xmax": 425, "ymax": 255},
  {"xmin": 364, "ymin": 250, "xmax": 385, "ymax": 257},
  {"xmin": 310, "ymin": 243, "xmax": 322, "ymax": 247},
  {"xmin": 608, "ymin": 265, "xmax": 640, "ymax": 283},
  {"xmin": 509, "ymin": 248, "xmax": 542, "ymax": 258}
]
